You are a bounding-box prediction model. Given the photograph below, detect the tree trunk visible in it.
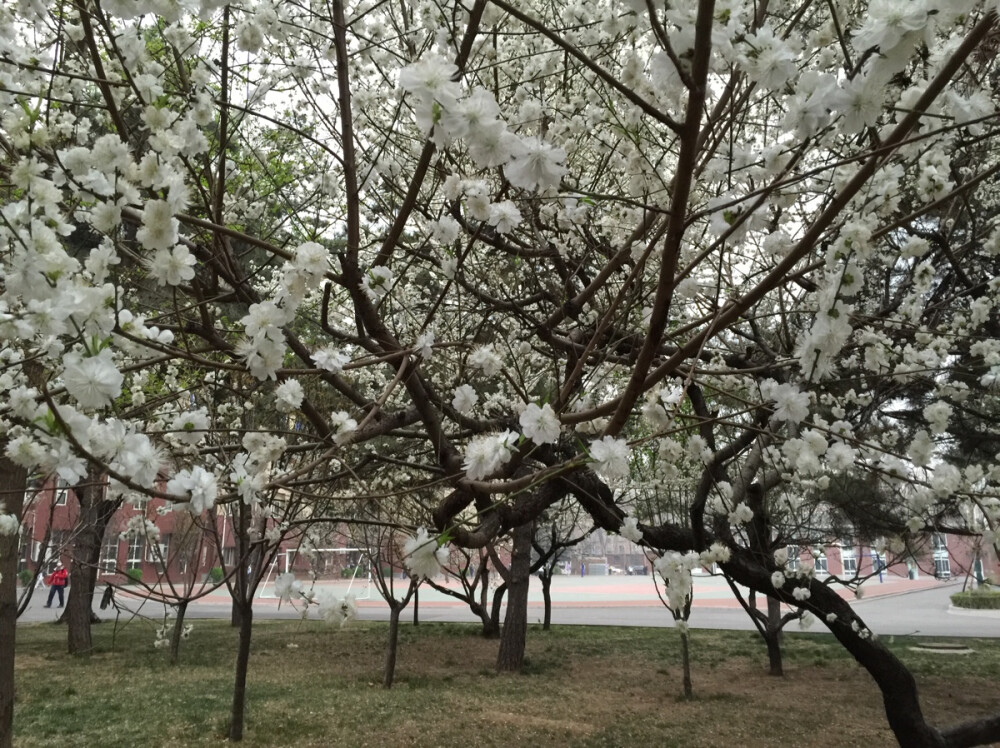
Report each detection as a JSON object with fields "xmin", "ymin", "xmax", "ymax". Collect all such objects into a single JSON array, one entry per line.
[
  {"xmin": 384, "ymin": 604, "xmax": 402, "ymax": 688},
  {"xmin": 726, "ymin": 551, "xmax": 949, "ymax": 747},
  {"xmin": 412, "ymin": 586, "xmax": 418, "ymax": 626},
  {"xmin": 496, "ymin": 522, "xmax": 532, "ymax": 673},
  {"xmin": 66, "ymin": 474, "xmax": 119, "ymax": 654},
  {"xmin": 477, "ymin": 604, "xmax": 500, "ymax": 638},
  {"xmin": 228, "ymin": 602, "xmax": 253, "ymax": 741},
  {"xmin": 541, "ymin": 571, "xmax": 552, "ymax": 630},
  {"xmin": 489, "ymin": 582, "xmax": 507, "ymax": 633},
  {"xmin": 170, "ymin": 600, "xmax": 188, "ymax": 665},
  {"xmin": 765, "ymin": 595, "xmax": 783, "ymax": 676},
  {"xmin": 230, "ymin": 505, "xmax": 250, "ymax": 628},
  {"xmin": 474, "ymin": 566, "xmax": 499, "ymax": 638},
  {"xmin": 0, "ymin": 455, "xmax": 27, "ymax": 748}
]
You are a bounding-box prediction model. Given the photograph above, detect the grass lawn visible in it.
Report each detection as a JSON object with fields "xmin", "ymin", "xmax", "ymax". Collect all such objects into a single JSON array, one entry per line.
[{"xmin": 13, "ymin": 617, "xmax": 1000, "ymax": 747}]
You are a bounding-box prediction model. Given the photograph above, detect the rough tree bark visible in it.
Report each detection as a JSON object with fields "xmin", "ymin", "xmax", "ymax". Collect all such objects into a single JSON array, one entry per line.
[
  {"xmin": 478, "ymin": 566, "xmax": 499, "ymax": 638},
  {"xmin": 496, "ymin": 521, "xmax": 532, "ymax": 673},
  {"xmin": 539, "ymin": 569, "xmax": 552, "ymax": 630},
  {"xmin": 64, "ymin": 470, "xmax": 119, "ymax": 654},
  {"xmin": 228, "ymin": 501, "xmax": 254, "ymax": 741},
  {"xmin": 169, "ymin": 599, "xmax": 188, "ymax": 665},
  {"xmin": 230, "ymin": 503, "xmax": 251, "ymax": 628},
  {"xmin": 228, "ymin": 601, "xmax": 253, "ymax": 741},
  {"xmin": 679, "ymin": 626, "xmax": 692, "ymax": 699},
  {"xmin": 763, "ymin": 596, "xmax": 784, "ymax": 676},
  {"xmin": 489, "ymin": 580, "xmax": 507, "ymax": 634},
  {"xmin": 385, "ymin": 604, "xmax": 403, "ymax": 688},
  {"xmin": 0, "ymin": 454, "xmax": 27, "ymax": 748},
  {"xmin": 384, "ymin": 579, "xmax": 416, "ymax": 689}
]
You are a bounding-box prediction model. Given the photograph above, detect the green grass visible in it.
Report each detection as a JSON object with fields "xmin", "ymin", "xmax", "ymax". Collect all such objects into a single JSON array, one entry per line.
[{"xmin": 13, "ymin": 619, "xmax": 1000, "ymax": 747}]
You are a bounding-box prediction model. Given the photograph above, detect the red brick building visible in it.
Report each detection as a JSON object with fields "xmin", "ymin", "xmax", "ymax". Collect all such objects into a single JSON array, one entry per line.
[{"xmin": 16, "ymin": 478, "xmax": 359, "ymax": 586}]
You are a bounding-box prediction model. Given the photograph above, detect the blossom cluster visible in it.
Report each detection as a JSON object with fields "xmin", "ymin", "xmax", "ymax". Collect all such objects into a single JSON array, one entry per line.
[{"xmin": 402, "ymin": 528, "xmax": 450, "ymax": 580}]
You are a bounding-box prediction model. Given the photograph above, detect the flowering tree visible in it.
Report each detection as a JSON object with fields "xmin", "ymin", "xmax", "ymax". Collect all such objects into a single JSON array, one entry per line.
[{"xmin": 3, "ymin": 0, "xmax": 1000, "ymax": 745}]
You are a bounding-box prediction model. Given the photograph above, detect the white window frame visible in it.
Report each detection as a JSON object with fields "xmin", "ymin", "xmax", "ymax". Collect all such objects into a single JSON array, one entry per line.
[
  {"xmin": 814, "ymin": 555, "xmax": 828, "ymax": 575},
  {"xmin": 100, "ymin": 533, "xmax": 119, "ymax": 573},
  {"xmin": 46, "ymin": 530, "xmax": 68, "ymax": 570},
  {"xmin": 147, "ymin": 535, "xmax": 170, "ymax": 569},
  {"xmin": 841, "ymin": 546, "xmax": 857, "ymax": 575},
  {"xmin": 126, "ymin": 536, "xmax": 144, "ymax": 570},
  {"xmin": 54, "ymin": 479, "xmax": 70, "ymax": 506}
]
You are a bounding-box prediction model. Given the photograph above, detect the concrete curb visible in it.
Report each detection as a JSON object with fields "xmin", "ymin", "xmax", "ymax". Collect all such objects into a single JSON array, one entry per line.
[
  {"xmin": 852, "ymin": 580, "xmax": 960, "ymax": 605},
  {"xmin": 947, "ymin": 605, "xmax": 1000, "ymax": 619}
]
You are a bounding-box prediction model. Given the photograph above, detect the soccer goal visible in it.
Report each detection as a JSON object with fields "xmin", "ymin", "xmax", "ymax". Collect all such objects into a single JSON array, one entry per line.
[{"xmin": 259, "ymin": 547, "xmax": 372, "ymax": 600}]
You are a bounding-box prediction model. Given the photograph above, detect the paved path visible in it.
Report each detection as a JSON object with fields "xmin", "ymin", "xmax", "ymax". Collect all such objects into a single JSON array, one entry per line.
[{"xmin": 16, "ymin": 572, "xmax": 999, "ymax": 637}]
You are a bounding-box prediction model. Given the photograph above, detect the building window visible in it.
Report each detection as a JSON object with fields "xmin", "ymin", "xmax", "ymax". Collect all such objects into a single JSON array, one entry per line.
[
  {"xmin": 127, "ymin": 536, "xmax": 145, "ymax": 570},
  {"xmin": 222, "ymin": 546, "xmax": 236, "ymax": 568},
  {"xmin": 931, "ymin": 534, "xmax": 950, "ymax": 579},
  {"xmin": 45, "ymin": 530, "xmax": 69, "ymax": 570},
  {"xmin": 786, "ymin": 546, "xmax": 801, "ymax": 572},
  {"xmin": 934, "ymin": 556, "xmax": 951, "ymax": 578},
  {"xmin": 814, "ymin": 555, "xmax": 828, "ymax": 575},
  {"xmin": 100, "ymin": 533, "xmax": 119, "ymax": 573},
  {"xmin": 17, "ymin": 526, "xmax": 31, "ymax": 572},
  {"xmin": 841, "ymin": 547, "xmax": 857, "ymax": 575},
  {"xmin": 147, "ymin": 534, "xmax": 170, "ymax": 570},
  {"xmin": 55, "ymin": 480, "xmax": 70, "ymax": 506}
]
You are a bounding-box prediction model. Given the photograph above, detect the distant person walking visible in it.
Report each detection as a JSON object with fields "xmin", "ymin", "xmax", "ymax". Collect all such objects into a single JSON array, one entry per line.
[{"xmin": 44, "ymin": 562, "xmax": 68, "ymax": 608}]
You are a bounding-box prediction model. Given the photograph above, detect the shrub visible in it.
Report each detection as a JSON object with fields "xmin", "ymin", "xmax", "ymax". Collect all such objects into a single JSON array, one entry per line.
[
  {"xmin": 951, "ymin": 588, "xmax": 1000, "ymax": 610},
  {"xmin": 125, "ymin": 568, "xmax": 143, "ymax": 584},
  {"xmin": 208, "ymin": 566, "xmax": 224, "ymax": 583},
  {"xmin": 18, "ymin": 569, "xmax": 34, "ymax": 587}
]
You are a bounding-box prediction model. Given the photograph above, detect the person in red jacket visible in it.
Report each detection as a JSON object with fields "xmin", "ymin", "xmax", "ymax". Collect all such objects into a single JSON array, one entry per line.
[{"xmin": 44, "ymin": 562, "xmax": 68, "ymax": 608}]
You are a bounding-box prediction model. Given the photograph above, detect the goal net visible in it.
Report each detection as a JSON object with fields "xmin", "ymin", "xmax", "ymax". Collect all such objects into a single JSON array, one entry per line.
[{"xmin": 259, "ymin": 547, "xmax": 372, "ymax": 600}]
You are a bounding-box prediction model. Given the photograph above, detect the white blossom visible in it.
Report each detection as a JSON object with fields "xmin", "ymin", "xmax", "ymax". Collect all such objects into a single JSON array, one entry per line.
[
  {"xmin": 274, "ymin": 572, "xmax": 302, "ymax": 603},
  {"xmin": 362, "ymin": 266, "xmax": 393, "ymax": 301},
  {"xmin": 62, "ymin": 349, "xmax": 124, "ymax": 410},
  {"xmin": 761, "ymin": 380, "xmax": 810, "ymax": 424},
  {"xmin": 451, "ymin": 384, "xmax": 478, "ymax": 414},
  {"xmin": 589, "ymin": 436, "xmax": 631, "ymax": 481},
  {"xmin": 504, "ymin": 137, "xmax": 567, "ymax": 191},
  {"xmin": 728, "ymin": 503, "xmax": 753, "ymax": 526},
  {"xmin": 275, "ymin": 379, "xmax": 304, "ymax": 413},
  {"xmin": 0, "ymin": 504, "xmax": 19, "ymax": 536},
  {"xmin": 330, "ymin": 410, "xmax": 358, "ymax": 444},
  {"xmin": 312, "ymin": 347, "xmax": 350, "ymax": 373},
  {"xmin": 619, "ymin": 516, "xmax": 643, "ymax": 544},
  {"xmin": 463, "ymin": 431, "xmax": 517, "ymax": 480},
  {"xmin": 136, "ymin": 200, "xmax": 178, "ymax": 251},
  {"xmin": 166, "ymin": 466, "xmax": 218, "ymax": 514},
  {"xmin": 519, "ymin": 402, "xmax": 561, "ymax": 446},
  {"xmin": 402, "ymin": 528, "xmax": 449, "ymax": 580},
  {"xmin": 487, "ymin": 201, "xmax": 522, "ymax": 234},
  {"xmin": 468, "ymin": 345, "xmax": 503, "ymax": 376},
  {"xmin": 923, "ymin": 401, "xmax": 952, "ymax": 435}
]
